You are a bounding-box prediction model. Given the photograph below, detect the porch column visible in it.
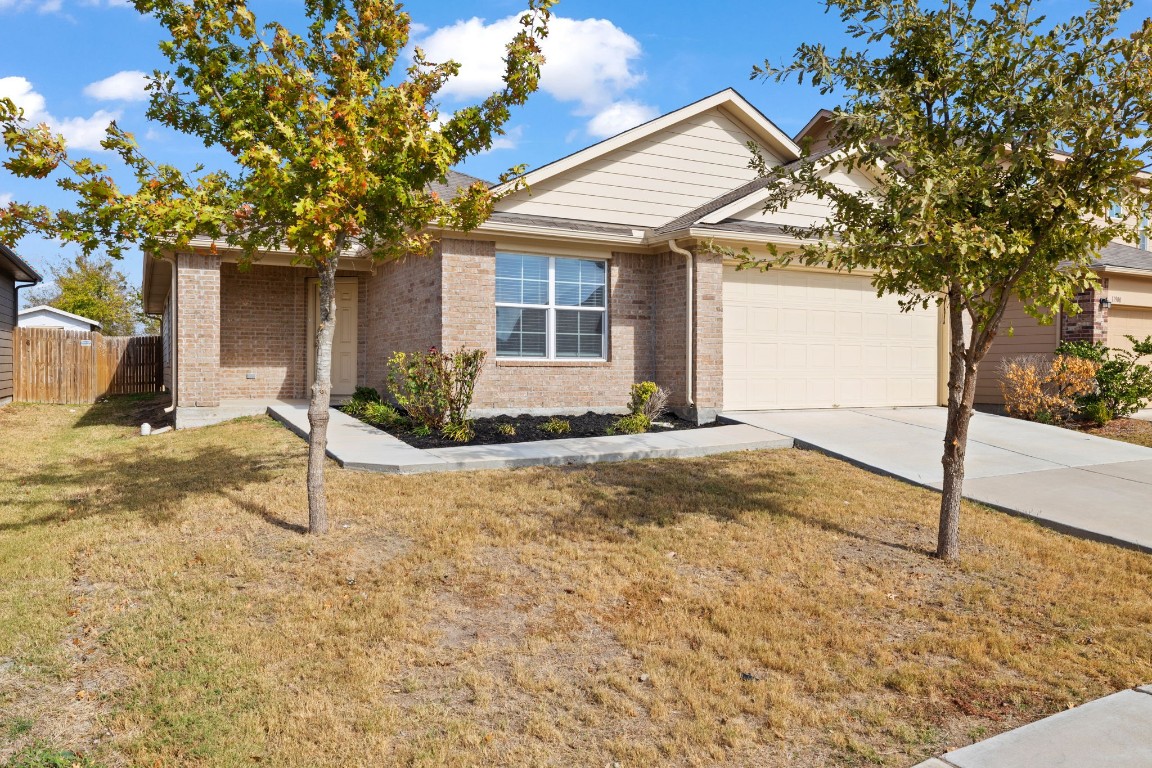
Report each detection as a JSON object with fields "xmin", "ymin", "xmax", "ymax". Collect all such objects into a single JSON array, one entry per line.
[
  {"xmin": 1061, "ymin": 278, "xmax": 1109, "ymax": 345},
  {"xmin": 175, "ymin": 252, "xmax": 221, "ymax": 407},
  {"xmin": 692, "ymin": 250, "xmax": 724, "ymax": 418}
]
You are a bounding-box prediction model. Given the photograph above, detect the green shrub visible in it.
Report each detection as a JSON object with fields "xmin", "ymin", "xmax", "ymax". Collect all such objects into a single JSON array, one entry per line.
[
  {"xmin": 628, "ymin": 381, "xmax": 670, "ymax": 421},
  {"xmin": 1081, "ymin": 399, "xmax": 1113, "ymax": 427},
  {"xmin": 352, "ymin": 386, "xmax": 381, "ymax": 403},
  {"xmin": 540, "ymin": 417, "xmax": 570, "ymax": 435},
  {"xmin": 387, "ymin": 347, "xmax": 487, "ymax": 431},
  {"xmin": 343, "ymin": 386, "xmax": 382, "ymax": 418},
  {"xmin": 441, "ymin": 420, "xmax": 475, "ymax": 442},
  {"xmin": 362, "ymin": 401, "xmax": 405, "ymax": 427},
  {"xmin": 608, "ymin": 413, "xmax": 651, "ymax": 435},
  {"xmin": 1059, "ymin": 336, "xmax": 1152, "ymax": 418},
  {"xmin": 496, "ymin": 422, "xmax": 517, "ymax": 436}
]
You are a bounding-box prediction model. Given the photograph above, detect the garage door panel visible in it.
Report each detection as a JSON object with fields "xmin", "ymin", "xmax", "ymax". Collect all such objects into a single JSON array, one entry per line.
[
  {"xmin": 1109, "ymin": 308, "xmax": 1152, "ymax": 353},
  {"xmin": 723, "ymin": 267, "xmax": 939, "ymax": 410},
  {"xmin": 750, "ymin": 307, "xmax": 777, "ymax": 334}
]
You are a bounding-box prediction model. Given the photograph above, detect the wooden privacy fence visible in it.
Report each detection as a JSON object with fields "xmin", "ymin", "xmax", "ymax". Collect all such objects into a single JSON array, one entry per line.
[{"xmin": 13, "ymin": 327, "xmax": 163, "ymax": 404}]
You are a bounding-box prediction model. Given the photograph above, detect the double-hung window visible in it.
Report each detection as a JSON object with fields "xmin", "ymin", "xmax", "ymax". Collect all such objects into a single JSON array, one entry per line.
[{"xmin": 495, "ymin": 253, "xmax": 607, "ymax": 359}]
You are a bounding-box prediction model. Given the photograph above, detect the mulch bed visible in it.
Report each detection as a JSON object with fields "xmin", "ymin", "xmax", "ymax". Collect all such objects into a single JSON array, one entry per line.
[
  {"xmin": 351, "ymin": 410, "xmax": 719, "ymax": 450},
  {"xmin": 1069, "ymin": 416, "xmax": 1152, "ymax": 447}
]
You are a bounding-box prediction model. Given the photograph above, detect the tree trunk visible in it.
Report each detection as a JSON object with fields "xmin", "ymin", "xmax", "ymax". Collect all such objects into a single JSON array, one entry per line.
[
  {"xmin": 937, "ymin": 295, "xmax": 981, "ymax": 561},
  {"xmin": 306, "ymin": 257, "xmax": 339, "ymax": 535}
]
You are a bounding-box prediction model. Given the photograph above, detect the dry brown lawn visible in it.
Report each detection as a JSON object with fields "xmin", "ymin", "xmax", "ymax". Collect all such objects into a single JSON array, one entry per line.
[
  {"xmin": 1081, "ymin": 416, "xmax": 1152, "ymax": 447},
  {"xmin": 2, "ymin": 396, "xmax": 1151, "ymax": 768}
]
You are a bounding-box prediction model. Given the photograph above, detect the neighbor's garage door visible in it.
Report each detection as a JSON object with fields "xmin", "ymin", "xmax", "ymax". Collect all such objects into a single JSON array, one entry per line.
[
  {"xmin": 723, "ymin": 267, "xmax": 940, "ymax": 410},
  {"xmin": 1108, "ymin": 306, "xmax": 1152, "ymax": 353}
]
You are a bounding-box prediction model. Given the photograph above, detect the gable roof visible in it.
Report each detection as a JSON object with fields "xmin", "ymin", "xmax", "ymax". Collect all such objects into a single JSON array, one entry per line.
[
  {"xmin": 492, "ymin": 88, "xmax": 803, "ymax": 196},
  {"xmin": 18, "ymin": 304, "xmax": 102, "ymax": 328},
  {"xmin": 653, "ymin": 147, "xmax": 843, "ymax": 235},
  {"xmin": 1092, "ymin": 240, "xmax": 1152, "ymax": 271},
  {"xmin": 429, "ymin": 169, "xmax": 490, "ymax": 200},
  {"xmin": 0, "ymin": 243, "xmax": 42, "ymax": 283}
]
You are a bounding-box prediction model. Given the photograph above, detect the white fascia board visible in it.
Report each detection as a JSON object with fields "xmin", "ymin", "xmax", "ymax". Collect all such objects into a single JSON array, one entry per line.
[{"xmin": 463, "ymin": 221, "xmax": 648, "ymax": 247}]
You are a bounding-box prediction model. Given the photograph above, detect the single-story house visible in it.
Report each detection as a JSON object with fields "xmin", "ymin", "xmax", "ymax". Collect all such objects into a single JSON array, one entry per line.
[
  {"xmin": 142, "ymin": 88, "xmax": 1152, "ymax": 428},
  {"xmin": 18, "ymin": 305, "xmax": 102, "ymax": 332},
  {"xmin": 0, "ymin": 243, "xmax": 42, "ymax": 407}
]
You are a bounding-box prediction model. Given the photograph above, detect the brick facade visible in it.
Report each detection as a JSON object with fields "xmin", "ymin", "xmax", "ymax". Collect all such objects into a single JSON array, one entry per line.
[
  {"xmin": 361, "ymin": 251, "xmax": 442, "ymax": 395},
  {"xmin": 218, "ymin": 262, "xmax": 309, "ymax": 399},
  {"xmin": 1061, "ymin": 279, "xmax": 1109, "ymax": 345},
  {"xmin": 175, "ymin": 252, "xmax": 221, "ymax": 407},
  {"xmin": 172, "ymin": 239, "xmax": 723, "ymax": 420}
]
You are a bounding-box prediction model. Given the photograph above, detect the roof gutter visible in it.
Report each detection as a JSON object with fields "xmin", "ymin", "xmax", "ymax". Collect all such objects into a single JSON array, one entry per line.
[{"xmin": 667, "ymin": 239, "xmax": 695, "ymax": 408}]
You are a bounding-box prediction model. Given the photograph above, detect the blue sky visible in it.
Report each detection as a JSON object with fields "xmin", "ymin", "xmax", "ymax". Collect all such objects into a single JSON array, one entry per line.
[{"xmin": 0, "ymin": 0, "xmax": 1127, "ymax": 296}]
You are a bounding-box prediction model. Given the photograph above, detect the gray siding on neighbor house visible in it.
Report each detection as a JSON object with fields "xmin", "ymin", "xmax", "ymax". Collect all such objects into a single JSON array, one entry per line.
[{"xmin": 0, "ymin": 271, "xmax": 15, "ymax": 403}]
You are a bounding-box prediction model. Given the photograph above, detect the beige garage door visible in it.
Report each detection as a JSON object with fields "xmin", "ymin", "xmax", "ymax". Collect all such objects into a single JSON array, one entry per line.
[
  {"xmin": 1109, "ymin": 307, "xmax": 1152, "ymax": 354},
  {"xmin": 723, "ymin": 267, "xmax": 940, "ymax": 410}
]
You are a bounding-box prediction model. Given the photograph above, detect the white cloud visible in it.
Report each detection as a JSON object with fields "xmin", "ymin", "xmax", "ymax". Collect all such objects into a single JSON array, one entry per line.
[
  {"xmin": 84, "ymin": 70, "xmax": 150, "ymax": 101},
  {"xmin": 586, "ymin": 100, "xmax": 659, "ymax": 139},
  {"xmin": 415, "ymin": 15, "xmax": 656, "ymax": 138},
  {"xmin": 0, "ymin": 76, "xmax": 120, "ymax": 151},
  {"xmin": 0, "ymin": 193, "xmax": 12, "ymax": 207},
  {"xmin": 482, "ymin": 125, "xmax": 523, "ymax": 154}
]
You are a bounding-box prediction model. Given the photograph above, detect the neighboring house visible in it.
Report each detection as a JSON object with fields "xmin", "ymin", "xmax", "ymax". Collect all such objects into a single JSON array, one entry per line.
[
  {"xmin": 161, "ymin": 87, "xmax": 1147, "ymax": 428},
  {"xmin": 0, "ymin": 243, "xmax": 43, "ymax": 407},
  {"xmin": 18, "ymin": 305, "xmax": 102, "ymax": 332}
]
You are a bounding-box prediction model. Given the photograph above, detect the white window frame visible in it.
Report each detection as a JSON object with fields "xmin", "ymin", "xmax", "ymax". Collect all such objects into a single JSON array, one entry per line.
[{"xmin": 495, "ymin": 253, "xmax": 609, "ymax": 361}]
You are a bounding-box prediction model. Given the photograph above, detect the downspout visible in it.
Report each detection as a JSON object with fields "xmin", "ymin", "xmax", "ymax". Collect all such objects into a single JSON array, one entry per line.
[{"xmin": 667, "ymin": 239, "xmax": 694, "ymax": 409}]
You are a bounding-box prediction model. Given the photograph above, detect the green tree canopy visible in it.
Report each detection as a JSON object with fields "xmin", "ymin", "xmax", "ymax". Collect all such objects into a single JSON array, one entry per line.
[
  {"xmin": 1, "ymin": 0, "xmax": 556, "ymax": 533},
  {"xmin": 736, "ymin": 0, "xmax": 1152, "ymax": 559}
]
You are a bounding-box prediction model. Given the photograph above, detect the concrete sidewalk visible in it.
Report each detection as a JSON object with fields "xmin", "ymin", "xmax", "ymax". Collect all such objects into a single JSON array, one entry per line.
[
  {"xmin": 728, "ymin": 408, "xmax": 1152, "ymax": 552},
  {"xmin": 268, "ymin": 404, "xmax": 792, "ymax": 473},
  {"xmin": 914, "ymin": 686, "xmax": 1152, "ymax": 768}
]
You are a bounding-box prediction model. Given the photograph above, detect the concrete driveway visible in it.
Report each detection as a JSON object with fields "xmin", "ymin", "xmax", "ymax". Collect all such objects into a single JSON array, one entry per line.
[{"xmin": 726, "ymin": 407, "xmax": 1152, "ymax": 552}]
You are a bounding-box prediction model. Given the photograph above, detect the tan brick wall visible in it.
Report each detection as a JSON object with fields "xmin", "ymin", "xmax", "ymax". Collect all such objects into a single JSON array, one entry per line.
[
  {"xmin": 440, "ymin": 239, "xmax": 667, "ymax": 411},
  {"xmin": 692, "ymin": 251, "xmax": 724, "ymax": 410},
  {"xmin": 175, "ymin": 252, "xmax": 221, "ymax": 407},
  {"xmin": 361, "ymin": 252, "xmax": 442, "ymax": 395},
  {"xmin": 653, "ymin": 252, "xmax": 688, "ymax": 403},
  {"xmin": 218, "ymin": 262, "xmax": 309, "ymax": 399}
]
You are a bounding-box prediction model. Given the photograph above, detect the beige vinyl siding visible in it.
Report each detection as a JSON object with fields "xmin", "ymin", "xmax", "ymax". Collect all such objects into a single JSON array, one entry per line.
[
  {"xmin": 974, "ymin": 297, "xmax": 1060, "ymax": 405},
  {"xmin": 1106, "ymin": 275, "xmax": 1152, "ymax": 310},
  {"xmin": 728, "ymin": 167, "xmax": 878, "ymax": 228},
  {"xmin": 495, "ymin": 108, "xmax": 778, "ymax": 227},
  {"xmin": 0, "ymin": 272, "xmax": 14, "ymax": 402}
]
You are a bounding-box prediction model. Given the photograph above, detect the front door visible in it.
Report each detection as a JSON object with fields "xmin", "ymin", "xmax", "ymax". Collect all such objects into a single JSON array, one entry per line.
[{"xmin": 308, "ymin": 277, "xmax": 358, "ymax": 396}]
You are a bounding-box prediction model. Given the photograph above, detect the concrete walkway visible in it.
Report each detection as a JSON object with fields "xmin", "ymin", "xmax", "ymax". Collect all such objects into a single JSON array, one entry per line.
[
  {"xmin": 727, "ymin": 407, "xmax": 1152, "ymax": 552},
  {"xmin": 914, "ymin": 685, "xmax": 1152, "ymax": 767},
  {"xmin": 268, "ymin": 404, "xmax": 792, "ymax": 474}
]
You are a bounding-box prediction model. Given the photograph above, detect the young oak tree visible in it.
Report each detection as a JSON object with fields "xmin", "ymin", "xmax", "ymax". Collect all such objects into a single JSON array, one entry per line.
[
  {"xmin": 0, "ymin": 0, "xmax": 555, "ymax": 534},
  {"xmin": 730, "ymin": 0, "xmax": 1152, "ymax": 559}
]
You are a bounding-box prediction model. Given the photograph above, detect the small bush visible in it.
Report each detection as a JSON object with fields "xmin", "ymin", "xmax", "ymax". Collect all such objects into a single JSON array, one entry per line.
[
  {"xmin": 496, "ymin": 422, "xmax": 517, "ymax": 436},
  {"xmin": 441, "ymin": 420, "xmax": 475, "ymax": 442},
  {"xmin": 1081, "ymin": 399, "xmax": 1113, "ymax": 427},
  {"xmin": 387, "ymin": 347, "xmax": 487, "ymax": 431},
  {"xmin": 628, "ymin": 381, "xmax": 670, "ymax": 421},
  {"xmin": 1000, "ymin": 354, "xmax": 1098, "ymax": 424},
  {"xmin": 1059, "ymin": 336, "xmax": 1152, "ymax": 418},
  {"xmin": 362, "ymin": 401, "xmax": 405, "ymax": 427},
  {"xmin": 540, "ymin": 418, "xmax": 571, "ymax": 435},
  {"xmin": 352, "ymin": 386, "xmax": 381, "ymax": 403},
  {"xmin": 609, "ymin": 413, "xmax": 651, "ymax": 435},
  {"xmin": 343, "ymin": 386, "xmax": 382, "ymax": 418}
]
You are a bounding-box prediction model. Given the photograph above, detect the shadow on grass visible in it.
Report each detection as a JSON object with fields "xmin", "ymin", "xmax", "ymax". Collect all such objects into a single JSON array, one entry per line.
[
  {"xmin": 545, "ymin": 453, "xmax": 932, "ymax": 558},
  {"xmin": 3, "ymin": 437, "xmax": 302, "ymax": 534},
  {"xmin": 72, "ymin": 393, "xmax": 173, "ymax": 430}
]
